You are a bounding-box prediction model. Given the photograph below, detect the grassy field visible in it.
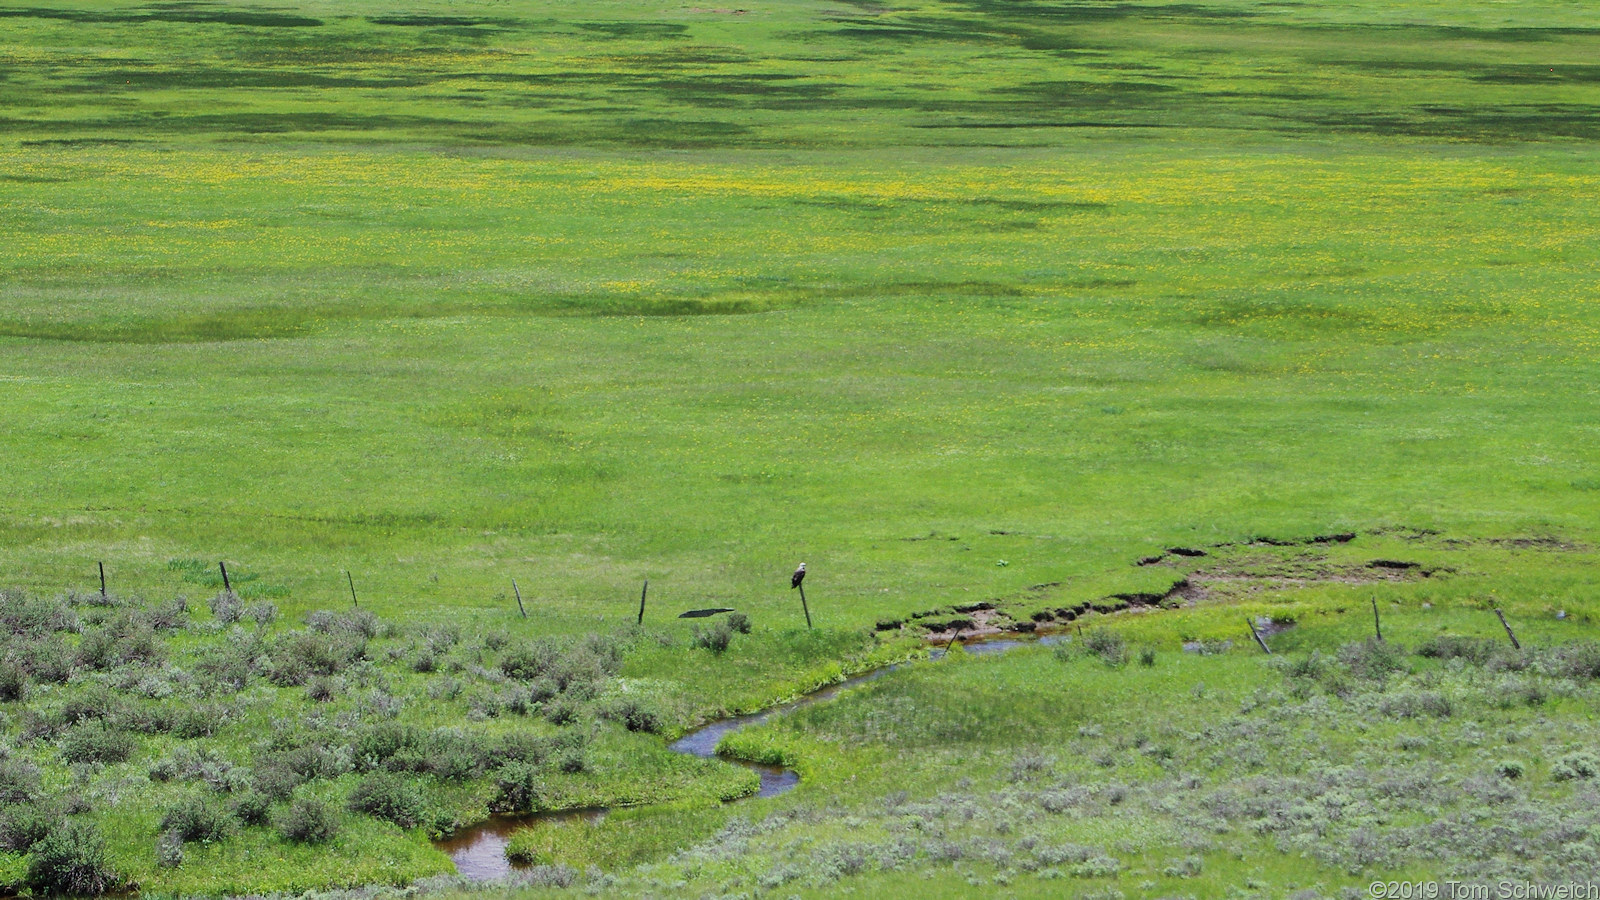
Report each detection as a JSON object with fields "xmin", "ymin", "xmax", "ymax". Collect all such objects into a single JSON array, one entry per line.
[{"xmin": 3, "ymin": 0, "xmax": 1600, "ymax": 894}]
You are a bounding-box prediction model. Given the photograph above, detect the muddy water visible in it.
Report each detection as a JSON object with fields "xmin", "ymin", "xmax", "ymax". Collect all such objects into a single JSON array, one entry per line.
[
  {"xmin": 437, "ymin": 633, "xmax": 1063, "ymax": 880},
  {"xmin": 433, "ymin": 808, "xmax": 606, "ymax": 881}
]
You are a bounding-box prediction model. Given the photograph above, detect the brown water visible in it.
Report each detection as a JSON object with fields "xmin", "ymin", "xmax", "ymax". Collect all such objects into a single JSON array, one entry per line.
[
  {"xmin": 433, "ymin": 808, "xmax": 606, "ymax": 881},
  {"xmin": 436, "ymin": 633, "xmax": 1063, "ymax": 880}
]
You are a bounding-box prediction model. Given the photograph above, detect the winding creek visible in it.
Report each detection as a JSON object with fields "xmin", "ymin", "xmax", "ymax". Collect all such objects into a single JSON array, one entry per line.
[{"xmin": 436, "ymin": 634, "xmax": 1063, "ymax": 880}]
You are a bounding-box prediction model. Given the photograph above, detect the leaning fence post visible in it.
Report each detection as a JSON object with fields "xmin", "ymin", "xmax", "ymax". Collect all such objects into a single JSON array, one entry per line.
[
  {"xmin": 219, "ymin": 561, "xmax": 232, "ymax": 595},
  {"xmin": 513, "ymin": 579, "xmax": 527, "ymax": 619},
  {"xmin": 1246, "ymin": 617, "xmax": 1272, "ymax": 655},
  {"xmin": 1494, "ymin": 608, "xmax": 1521, "ymax": 650},
  {"xmin": 98, "ymin": 561, "xmax": 107, "ymax": 600},
  {"xmin": 1372, "ymin": 597, "xmax": 1383, "ymax": 642},
  {"xmin": 798, "ymin": 582, "xmax": 812, "ymax": 629},
  {"xmin": 346, "ymin": 571, "xmax": 358, "ymax": 608},
  {"xmin": 637, "ymin": 580, "xmax": 648, "ymax": 625}
]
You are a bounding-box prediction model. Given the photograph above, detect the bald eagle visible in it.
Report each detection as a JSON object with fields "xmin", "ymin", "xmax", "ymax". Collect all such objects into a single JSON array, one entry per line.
[{"xmin": 791, "ymin": 563, "xmax": 806, "ymax": 589}]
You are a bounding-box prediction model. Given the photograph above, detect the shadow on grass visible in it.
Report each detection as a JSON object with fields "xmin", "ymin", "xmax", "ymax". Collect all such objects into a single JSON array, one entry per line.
[{"xmin": 0, "ymin": 3, "xmax": 323, "ymax": 27}]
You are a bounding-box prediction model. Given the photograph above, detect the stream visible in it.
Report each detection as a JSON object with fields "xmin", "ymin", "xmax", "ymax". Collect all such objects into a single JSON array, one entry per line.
[{"xmin": 436, "ymin": 634, "xmax": 1063, "ymax": 880}]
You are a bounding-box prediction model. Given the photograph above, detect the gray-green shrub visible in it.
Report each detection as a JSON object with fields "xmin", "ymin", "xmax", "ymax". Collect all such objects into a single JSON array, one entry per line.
[
  {"xmin": 1552, "ymin": 751, "xmax": 1600, "ymax": 781},
  {"xmin": 275, "ymin": 797, "xmax": 340, "ymax": 843},
  {"xmin": 492, "ymin": 761, "xmax": 548, "ymax": 813},
  {"xmin": 26, "ymin": 820, "xmax": 118, "ymax": 896},
  {"xmin": 347, "ymin": 772, "xmax": 425, "ymax": 828},
  {"xmin": 59, "ymin": 722, "xmax": 135, "ymax": 765},
  {"xmin": 160, "ymin": 794, "xmax": 238, "ymax": 844}
]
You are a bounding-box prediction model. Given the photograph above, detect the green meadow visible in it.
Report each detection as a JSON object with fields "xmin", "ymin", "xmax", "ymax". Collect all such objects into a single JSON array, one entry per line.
[{"xmin": 2, "ymin": 0, "xmax": 1600, "ymax": 894}]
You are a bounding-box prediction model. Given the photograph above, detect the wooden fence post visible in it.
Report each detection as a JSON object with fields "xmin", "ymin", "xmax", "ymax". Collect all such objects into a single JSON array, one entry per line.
[
  {"xmin": 1247, "ymin": 617, "xmax": 1272, "ymax": 655},
  {"xmin": 1495, "ymin": 608, "xmax": 1521, "ymax": 650}
]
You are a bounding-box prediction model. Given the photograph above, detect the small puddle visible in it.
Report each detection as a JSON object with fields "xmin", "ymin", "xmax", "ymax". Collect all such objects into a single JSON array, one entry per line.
[
  {"xmin": 433, "ymin": 809, "xmax": 605, "ymax": 881},
  {"xmin": 438, "ymin": 632, "xmax": 1063, "ymax": 879}
]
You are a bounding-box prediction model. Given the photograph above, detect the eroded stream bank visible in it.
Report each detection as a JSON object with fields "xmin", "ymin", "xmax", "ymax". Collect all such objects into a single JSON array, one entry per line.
[{"xmin": 437, "ymin": 635, "xmax": 1062, "ymax": 880}]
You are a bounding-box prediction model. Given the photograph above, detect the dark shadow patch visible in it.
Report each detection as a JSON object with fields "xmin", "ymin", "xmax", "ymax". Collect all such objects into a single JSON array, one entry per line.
[
  {"xmin": 1472, "ymin": 64, "xmax": 1600, "ymax": 85},
  {"xmin": 830, "ymin": 0, "xmax": 896, "ymax": 12},
  {"xmin": 144, "ymin": 4, "xmax": 324, "ymax": 27},
  {"xmin": 18, "ymin": 137, "xmax": 145, "ymax": 147},
  {"xmin": 794, "ymin": 196, "xmax": 895, "ymax": 213},
  {"xmin": 602, "ymin": 116, "xmax": 752, "ymax": 147},
  {"xmin": 3, "ymin": 108, "xmax": 757, "ymax": 150},
  {"xmin": 936, "ymin": 0, "xmax": 1257, "ymax": 27},
  {"xmin": 1303, "ymin": 22, "xmax": 1600, "ymax": 43},
  {"xmin": 961, "ymin": 198, "xmax": 1111, "ymax": 213},
  {"xmin": 1319, "ymin": 59, "xmax": 1600, "ymax": 85},
  {"xmin": 577, "ymin": 22, "xmax": 688, "ymax": 39},
  {"xmin": 829, "ymin": 24, "xmax": 939, "ymax": 39},
  {"xmin": 0, "ymin": 304, "xmax": 365, "ymax": 344},
  {"xmin": 815, "ymin": 13, "xmax": 1012, "ymax": 45},
  {"xmin": 119, "ymin": 110, "xmax": 464, "ymax": 134},
  {"xmin": 1186, "ymin": 295, "xmax": 1382, "ymax": 333},
  {"xmin": 634, "ymin": 74, "xmax": 839, "ymax": 110},
  {"xmin": 0, "ymin": 4, "xmax": 323, "ymax": 27},
  {"xmin": 79, "ymin": 68, "xmax": 434, "ymax": 90},
  {"xmin": 913, "ymin": 120, "xmax": 1172, "ymax": 129},
  {"xmin": 369, "ymin": 14, "xmax": 516, "ymax": 27},
  {"xmin": 1005, "ymin": 79, "xmax": 1181, "ymax": 108},
  {"xmin": 1280, "ymin": 104, "xmax": 1600, "ymax": 142},
  {"xmin": 618, "ymin": 47, "xmax": 754, "ymax": 66}
]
